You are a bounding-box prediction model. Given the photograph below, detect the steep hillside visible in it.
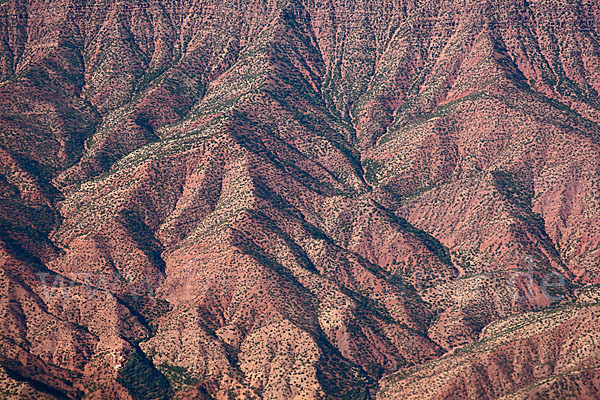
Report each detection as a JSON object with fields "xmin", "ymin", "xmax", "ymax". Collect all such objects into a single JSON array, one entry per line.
[{"xmin": 0, "ymin": 0, "xmax": 599, "ymax": 398}]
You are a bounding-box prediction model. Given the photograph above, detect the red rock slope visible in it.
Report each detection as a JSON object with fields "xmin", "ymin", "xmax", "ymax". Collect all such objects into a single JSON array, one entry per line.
[{"xmin": 0, "ymin": 0, "xmax": 599, "ymax": 398}]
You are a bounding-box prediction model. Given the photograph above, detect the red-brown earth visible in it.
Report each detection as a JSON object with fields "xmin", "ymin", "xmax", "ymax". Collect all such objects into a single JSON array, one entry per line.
[{"xmin": 0, "ymin": 0, "xmax": 599, "ymax": 398}]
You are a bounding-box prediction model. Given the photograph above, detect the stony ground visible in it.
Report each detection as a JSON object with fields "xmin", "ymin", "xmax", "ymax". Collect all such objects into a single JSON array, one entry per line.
[{"xmin": 0, "ymin": 0, "xmax": 599, "ymax": 398}]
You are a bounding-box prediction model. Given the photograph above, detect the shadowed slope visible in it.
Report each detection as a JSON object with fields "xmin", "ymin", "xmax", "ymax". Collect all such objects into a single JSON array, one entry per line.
[{"xmin": 0, "ymin": 0, "xmax": 599, "ymax": 398}]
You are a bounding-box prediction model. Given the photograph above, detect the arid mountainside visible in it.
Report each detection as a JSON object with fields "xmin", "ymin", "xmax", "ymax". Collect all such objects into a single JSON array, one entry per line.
[
  {"xmin": 0, "ymin": 0, "xmax": 599, "ymax": 398},
  {"xmin": 378, "ymin": 286, "xmax": 600, "ymax": 399}
]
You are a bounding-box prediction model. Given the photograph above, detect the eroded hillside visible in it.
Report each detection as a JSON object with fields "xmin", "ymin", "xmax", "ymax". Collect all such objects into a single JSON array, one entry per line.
[{"xmin": 0, "ymin": 0, "xmax": 599, "ymax": 398}]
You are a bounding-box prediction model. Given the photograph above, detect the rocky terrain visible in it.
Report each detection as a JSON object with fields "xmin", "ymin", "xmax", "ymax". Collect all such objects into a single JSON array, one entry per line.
[{"xmin": 0, "ymin": 0, "xmax": 599, "ymax": 398}]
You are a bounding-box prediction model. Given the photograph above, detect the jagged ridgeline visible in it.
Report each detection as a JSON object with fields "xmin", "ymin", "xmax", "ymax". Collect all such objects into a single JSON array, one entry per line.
[{"xmin": 0, "ymin": 0, "xmax": 599, "ymax": 398}]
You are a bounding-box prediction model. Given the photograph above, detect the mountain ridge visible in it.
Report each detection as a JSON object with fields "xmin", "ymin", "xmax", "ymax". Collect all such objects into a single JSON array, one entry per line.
[{"xmin": 0, "ymin": 0, "xmax": 599, "ymax": 398}]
